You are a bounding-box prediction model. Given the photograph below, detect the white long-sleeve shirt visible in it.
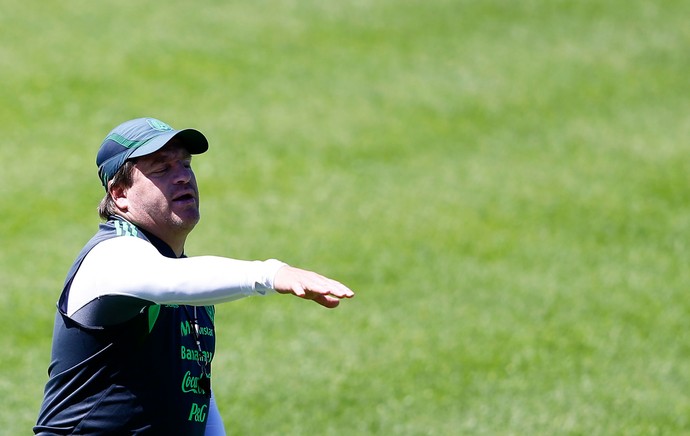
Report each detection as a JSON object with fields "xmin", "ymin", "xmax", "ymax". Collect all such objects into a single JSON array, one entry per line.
[{"xmin": 67, "ymin": 235, "xmax": 286, "ymax": 316}]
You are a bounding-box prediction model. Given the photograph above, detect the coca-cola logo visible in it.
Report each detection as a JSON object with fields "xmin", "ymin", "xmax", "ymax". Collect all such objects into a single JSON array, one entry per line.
[{"xmin": 181, "ymin": 370, "xmax": 206, "ymax": 395}]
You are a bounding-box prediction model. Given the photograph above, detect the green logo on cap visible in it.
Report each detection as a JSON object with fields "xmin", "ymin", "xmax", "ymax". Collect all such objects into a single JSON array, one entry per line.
[{"xmin": 147, "ymin": 119, "xmax": 173, "ymax": 131}]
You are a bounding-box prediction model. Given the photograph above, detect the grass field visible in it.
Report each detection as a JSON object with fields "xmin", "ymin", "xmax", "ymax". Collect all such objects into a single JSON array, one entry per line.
[{"xmin": 1, "ymin": 0, "xmax": 689, "ymax": 434}]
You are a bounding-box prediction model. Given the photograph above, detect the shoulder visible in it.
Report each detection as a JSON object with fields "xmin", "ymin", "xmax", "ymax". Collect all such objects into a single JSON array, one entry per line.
[
  {"xmin": 100, "ymin": 217, "xmax": 148, "ymax": 240},
  {"xmin": 85, "ymin": 217, "xmax": 154, "ymax": 258},
  {"xmin": 75, "ymin": 236, "xmax": 163, "ymax": 284},
  {"xmin": 88, "ymin": 234, "xmax": 157, "ymax": 259}
]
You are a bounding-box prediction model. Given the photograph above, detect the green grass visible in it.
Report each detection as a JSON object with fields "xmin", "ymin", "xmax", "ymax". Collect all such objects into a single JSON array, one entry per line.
[{"xmin": 2, "ymin": 0, "xmax": 689, "ymax": 434}]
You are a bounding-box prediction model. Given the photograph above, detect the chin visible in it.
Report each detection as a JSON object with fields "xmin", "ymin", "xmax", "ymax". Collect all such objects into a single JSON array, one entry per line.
[{"xmin": 171, "ymin": 212, "xmax": 200, "ymax": 230}]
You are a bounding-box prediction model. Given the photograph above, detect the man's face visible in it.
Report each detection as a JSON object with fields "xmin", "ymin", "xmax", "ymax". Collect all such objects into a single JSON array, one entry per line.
[{"xmin": 122, "ymin": 140, "xmax": 200, "ymax": 239}]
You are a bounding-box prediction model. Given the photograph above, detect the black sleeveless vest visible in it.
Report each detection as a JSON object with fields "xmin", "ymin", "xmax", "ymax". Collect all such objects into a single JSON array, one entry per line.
[{"xmin": 35, "ymin": 217, "xmax": 216, "ymax": 435}]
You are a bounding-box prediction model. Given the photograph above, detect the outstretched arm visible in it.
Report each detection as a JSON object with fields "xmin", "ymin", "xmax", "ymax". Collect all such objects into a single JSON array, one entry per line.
[
  {"xmin": 273, "ymin": 265, "xmax": 355, "ymax": 308},
  {"xmin": 67, "ymin": 237, "xmax": 354, "ymax": 317}
]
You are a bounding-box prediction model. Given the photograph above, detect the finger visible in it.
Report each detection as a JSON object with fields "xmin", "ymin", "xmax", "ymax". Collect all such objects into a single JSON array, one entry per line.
[
  {"xmin": 312, "ymin": 294, "xmax": 341, "ymax": 309},
  {"xmin": 326, "ymin": 280, "xmax": 354, "ymax": 298},
  {"xmin": 302, "ymin": 276, "xmax": 354, "ymax": 299},
  {"xmin": 292, "ymin": 283, "xmax": 306, "ymax": 297}
]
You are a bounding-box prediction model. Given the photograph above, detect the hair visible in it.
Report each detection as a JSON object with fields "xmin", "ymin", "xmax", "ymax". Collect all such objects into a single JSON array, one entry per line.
[{"xmin": 97, "ymin": 160, "xmax": 137, "ymax": 221}]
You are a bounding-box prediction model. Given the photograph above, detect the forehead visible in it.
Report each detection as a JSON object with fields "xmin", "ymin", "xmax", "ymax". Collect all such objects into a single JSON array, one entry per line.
[{"xmin": 137, "ymin": 140, "xmax": 192, "ymax": 165}]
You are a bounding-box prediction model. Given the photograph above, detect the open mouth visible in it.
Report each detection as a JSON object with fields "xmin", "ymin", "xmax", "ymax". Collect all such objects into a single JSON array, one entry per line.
[{"xmin": 173, "ymin": 193, "xmax": 196, "ymax": 203}]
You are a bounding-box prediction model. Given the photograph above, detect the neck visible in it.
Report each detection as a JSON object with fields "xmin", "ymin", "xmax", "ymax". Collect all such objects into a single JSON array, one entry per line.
[
  {"xmin": 168, "ymin": 238, "xmax": 187, "ymax": 257},
  {"xmin": 150, "ymin": 229, "xmax": 188, "ymax": 257}
]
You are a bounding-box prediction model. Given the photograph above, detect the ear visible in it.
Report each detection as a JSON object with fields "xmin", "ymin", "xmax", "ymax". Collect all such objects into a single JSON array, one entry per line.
[{"xmin": 109, "ymin": 182, "xmax": 129, "ymax": 212}]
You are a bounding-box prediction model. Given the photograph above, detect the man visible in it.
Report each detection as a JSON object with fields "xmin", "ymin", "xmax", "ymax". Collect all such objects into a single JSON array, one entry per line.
[{"xmin": 34, "ymin": 117, "xmax": 354, "ymax": 435}]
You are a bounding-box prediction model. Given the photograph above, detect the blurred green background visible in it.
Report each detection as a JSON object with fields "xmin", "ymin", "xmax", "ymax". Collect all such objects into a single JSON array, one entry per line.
[{"xmin": 1, "ymin": 1, "xmax": 689, "ymax": 434}]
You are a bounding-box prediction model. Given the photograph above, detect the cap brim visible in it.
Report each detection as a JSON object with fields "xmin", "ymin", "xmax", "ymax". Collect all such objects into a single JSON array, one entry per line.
[{"xmin": 129, "ymin": 128, "xmax": 208, "ymax": 160}]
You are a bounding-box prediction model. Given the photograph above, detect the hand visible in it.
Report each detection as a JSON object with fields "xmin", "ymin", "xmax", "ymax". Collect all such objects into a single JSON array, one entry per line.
[{"xmin": 273, "ymin": 266, "xmax": 355, "ymax": 308}]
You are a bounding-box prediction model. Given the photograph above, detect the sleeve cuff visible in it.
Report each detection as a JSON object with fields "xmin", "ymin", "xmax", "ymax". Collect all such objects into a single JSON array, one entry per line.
[{"xmin": 254, "ymin": 258, "xmax": 288, "ymax": 295}]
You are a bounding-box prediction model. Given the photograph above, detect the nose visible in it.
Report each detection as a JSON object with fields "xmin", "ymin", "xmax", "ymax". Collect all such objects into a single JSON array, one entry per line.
[{"xmin": 172, "ymin": 162, "xmax": 194, "ymax": 185}]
